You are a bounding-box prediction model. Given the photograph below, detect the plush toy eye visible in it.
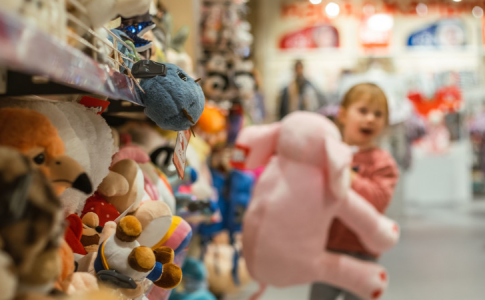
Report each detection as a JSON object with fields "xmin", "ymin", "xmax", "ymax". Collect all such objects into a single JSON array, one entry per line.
[
  {"xmin": 176, "ymin": 70, "xmax": 188, "ymax": 82},
  {"xmin": 33, "ymin": 153, "xmax": 45, "ymax": 165}
]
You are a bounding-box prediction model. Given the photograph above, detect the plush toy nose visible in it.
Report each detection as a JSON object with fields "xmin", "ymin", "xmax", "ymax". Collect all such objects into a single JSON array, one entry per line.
[
  {"xmin": 72, "ymin": 173, "xmax": 93, "ymax": 194},
  {"xmin": 50, "ymin": 155, "xmax": 93, "ymax": 194}
]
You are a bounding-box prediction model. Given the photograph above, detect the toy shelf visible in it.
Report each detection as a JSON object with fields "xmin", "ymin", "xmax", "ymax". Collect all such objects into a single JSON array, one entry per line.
[{"xmin": 0, "ymin": 8, "xmax": 141, "ymax": 103}]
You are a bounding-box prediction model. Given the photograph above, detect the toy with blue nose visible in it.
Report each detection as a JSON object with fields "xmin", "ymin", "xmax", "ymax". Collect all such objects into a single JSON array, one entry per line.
[{"xmin": 132, "ymin": 61, "xmax": 205, "ymax": 131}]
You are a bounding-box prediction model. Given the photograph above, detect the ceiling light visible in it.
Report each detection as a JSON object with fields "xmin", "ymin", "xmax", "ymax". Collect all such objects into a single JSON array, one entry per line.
[
  {"xmin": 310, "ymin": 0, "xmax": 322, "ymax": 4},
  {"xmin": 325, "ymin": 2, "xmax": 340, "ymax": 18},
  {"xmin": 368, "ymin": 14, "xmax": 394, "ymax": 32}
]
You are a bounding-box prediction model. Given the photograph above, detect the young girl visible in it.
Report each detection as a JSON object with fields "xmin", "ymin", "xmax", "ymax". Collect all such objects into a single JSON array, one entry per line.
[{"xmin": 310, "ymin": 83, "xmax": 400, "ymax": 300}]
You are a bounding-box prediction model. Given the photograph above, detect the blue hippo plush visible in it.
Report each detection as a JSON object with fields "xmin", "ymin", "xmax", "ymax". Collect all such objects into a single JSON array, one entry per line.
[{"xmin": 135, "ymin": 61, "xmax": 205, "ymax": 131}]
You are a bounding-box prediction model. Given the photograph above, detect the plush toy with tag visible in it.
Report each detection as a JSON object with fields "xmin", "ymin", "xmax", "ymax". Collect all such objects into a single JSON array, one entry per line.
[
  {"xmin": 233, "ymin": 112, "xmax": 400, "ymax": 300},
  {"xmin": 136, "ymin": 62, "xmax": 205, "ymax": 131},
  {"xmin": 94, "ymin": 216, "xmax": 182, "ymax": 290}
]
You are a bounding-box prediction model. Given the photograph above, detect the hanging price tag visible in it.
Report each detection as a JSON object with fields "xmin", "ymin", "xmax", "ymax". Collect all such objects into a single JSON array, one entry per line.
[
  {"xmin": 173, "ymin": 130, "xmax": 191, "ymax": 179},
  {"xmin": 230, "ymin": 144, "xmax": 250, "ymax": 170}
]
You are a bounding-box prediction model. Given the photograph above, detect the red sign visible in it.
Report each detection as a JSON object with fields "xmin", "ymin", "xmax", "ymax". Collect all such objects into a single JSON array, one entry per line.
[
  {"xmin": 79, "ymin": 96, "xmax": 110, "ymax": 115},
  {"xmin": 230, "ymin": 144, "xmax": 250, "ymax": 170},
  {"xmin": 279, "ymin": 24, "xmax": 339, "ymax": 49}
]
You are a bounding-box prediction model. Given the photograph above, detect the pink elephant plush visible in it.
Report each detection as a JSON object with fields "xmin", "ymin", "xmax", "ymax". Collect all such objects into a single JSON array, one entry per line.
[{"xmin": 233, "ymin": 112, "xmax": 399, "ymax": 300}]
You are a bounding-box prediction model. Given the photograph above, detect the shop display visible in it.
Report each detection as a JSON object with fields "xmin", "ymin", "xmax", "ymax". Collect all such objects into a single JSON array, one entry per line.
[
  {"xmin": 3, "ymin": 0, "xmax": 485, "ymax": 300},
  {"xmin": 232, "ymin": 111, "xmax": 399, "ymax": 300}
]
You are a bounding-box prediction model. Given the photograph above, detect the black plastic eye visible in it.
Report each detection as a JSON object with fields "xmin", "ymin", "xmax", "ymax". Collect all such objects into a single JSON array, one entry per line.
[
  {"xmin": 33, "ymin": 153, "xmax": 45, "ymax": 165},
  {"xmin": 177, "ymin": 70, "xmax": 188, "ymax": 82}
]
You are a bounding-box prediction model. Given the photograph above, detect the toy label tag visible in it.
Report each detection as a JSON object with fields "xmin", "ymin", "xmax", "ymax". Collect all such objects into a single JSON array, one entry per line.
[
  {"xmin": 79, "ymin": 96, "xmax": 110, "ymax": 115},
  {"xmin": 173, "ymin": 130, "xmax": 191, "ymax": 179},
  {"xmin": 230, "ymin": 144, "xmax": 250, "ymax": 170}
]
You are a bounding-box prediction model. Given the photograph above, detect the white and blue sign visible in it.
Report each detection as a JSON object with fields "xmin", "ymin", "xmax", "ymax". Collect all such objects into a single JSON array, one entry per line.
[{"xmin": 407, "ymin": 19, "xmax": 467, "ymax": 48}]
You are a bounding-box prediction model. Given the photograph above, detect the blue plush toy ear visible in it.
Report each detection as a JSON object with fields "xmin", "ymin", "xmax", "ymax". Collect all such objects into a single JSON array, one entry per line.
[{"xmin": 137, "ymin": 63, "xmax": 205, "ymax": 131}]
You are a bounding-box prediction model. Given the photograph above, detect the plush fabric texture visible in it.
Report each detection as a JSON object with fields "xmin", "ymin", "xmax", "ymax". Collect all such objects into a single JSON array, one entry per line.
[
  {"xmin": 95, "ymin": 236, "xmax": 151, "ymax": 282},
  {"xmin": 134, "ymin": 201, "xmax": 173, "ymax": 248},
  {"xmin": 81, "ymin": 193, "xmax": 121, "ymax": 227},
  {"xmin": 0, "ymin": 99, "xmax": 113, "ymax": 215},
  {"xmin": 117, "ymin": 216, "xmax": 142, "ymax": 242},
  {"xmin": 198, "ymin": 169, "xmax": 254, "ymax": 240},
  {"xmin": 56, "ymin": 102, "xmax": 113, "ymax": 214},
  {"xmin": 128, "ymin": 246, "xmax": 156, "ymax": 272},
  {"xmin": 235, "ymin": 111, "xmax": 400, "ymax": 300},
  {"xmin": 137, "ymin": 63, "xmax": 205, "ymax": 131},
  {"xmin": 328, "ymin": 148, "xmax": 399, "ymax": 257},
  {"xmin": 114, "ymin": 145, "xmax": 176, "ymax": 213},
  {"xmin": 0, "ymin": 108, "xmax": 64, "ymax": 159},
  {"xmin": 156, "ymin": 216, "xmax": 193, "ymax": 256},
  {"xmin": 65, "ymin": 214, "xmax": 87, "ymax": 255},
  {"xmin": 106, "ymin": 160, "xmax": 145, "ymax": 214},
  {"xmin": 154, "ymin": 263, "xmax": 183, "ymax": 289},
  {"xmin": 0, "ymin": 146, "xmax": 65, "ymax": 295}
]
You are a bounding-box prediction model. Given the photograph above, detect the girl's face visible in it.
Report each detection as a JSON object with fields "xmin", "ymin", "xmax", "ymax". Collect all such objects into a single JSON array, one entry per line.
[{"xmin": 338, "ymin": 98, "xmax": 387, "ymax": 148}]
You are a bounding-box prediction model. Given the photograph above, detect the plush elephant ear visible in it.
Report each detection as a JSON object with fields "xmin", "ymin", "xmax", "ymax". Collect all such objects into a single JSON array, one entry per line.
[
  {"xmin": 232, "ymin": 122, "xmax": 281, "ymax": 170},
  {"xmin": 322, "ymin": 121, "xmax": 352, "ymax": 201}
]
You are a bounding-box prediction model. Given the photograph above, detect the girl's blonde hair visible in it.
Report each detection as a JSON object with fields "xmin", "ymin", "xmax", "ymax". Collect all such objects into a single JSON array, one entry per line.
[{"xmin": 340, "ymin": 83, "xmax": 389, "ymax": 125}]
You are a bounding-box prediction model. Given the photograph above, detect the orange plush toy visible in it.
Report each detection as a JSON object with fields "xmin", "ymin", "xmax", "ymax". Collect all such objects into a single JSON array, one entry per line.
[
  {"xmin": 195, "ymin": 104, "xmax": 228, "ymax": 148},
  {"xmin": 0, "ymin": 107, "xmax": 96, "ymax": 293},
  {"xmin": 0, "ymin": 107, "xmax": 92, "ymax": 195}
]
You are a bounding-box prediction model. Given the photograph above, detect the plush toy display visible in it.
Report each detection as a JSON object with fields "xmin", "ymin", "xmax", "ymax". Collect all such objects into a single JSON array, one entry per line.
[
  {"xmin": 0, "ymin": 99, "xmax": 114, "ymax": 215},
  {"xmin": 94, "ymin": 216, "xmax": 182, "ymax": 291},
  {"xmin": 234, "ymin": 112, "xmax": 400, "ymax": 300},
  {"xmin": 169, "ymin": 257, "xmax": 216, "ymax": 300},
  {"xmin": 136, "ymin": 62, "xmax": 205, "ymax": 131},
  {"xmin": 0, "ymin": 146, "xmax": 64, "ymax": 296},
  {"xmin": 82, "ymin": 158, "xmax": 145, "ymax": 226},
  {"xmin": 81, "ymin": 213, "xmax": 103, "ymax": 253},
  {"xmin": 0, "ymin": 107, "xmax": 93, "ymax": 196}
]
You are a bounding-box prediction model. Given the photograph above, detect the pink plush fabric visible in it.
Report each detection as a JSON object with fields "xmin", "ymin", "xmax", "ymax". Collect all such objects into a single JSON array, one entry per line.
[
  {"xmin": 111, "ymin": 145, "xmax": 151, "ymax": 166},
  {"xmin": 235, "ymin": 112, "xmax": 399, "ymax": 300}
]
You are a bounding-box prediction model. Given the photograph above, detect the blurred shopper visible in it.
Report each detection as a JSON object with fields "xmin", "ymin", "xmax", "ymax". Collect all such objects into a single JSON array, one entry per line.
[
  {"xmin": 310, "ymin": 83, "xmax": 399, "ymax": 300},
  {"xmin": 278, "ymin": 60, "xmax": 324, "ymax": 120}
]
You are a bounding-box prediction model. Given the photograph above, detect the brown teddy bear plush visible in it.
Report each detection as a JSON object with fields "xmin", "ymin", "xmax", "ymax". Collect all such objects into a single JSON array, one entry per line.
[
  {"xmin": 94, "ymin": 216, "xmax": 182, "ymax": 294},
  {"xmin": 0, "ymin": 146, "xmax": 64, "ymax": 296},
  {"xmin": 81, "ymin": 213, "xmax": 103, "ymax": 253}
]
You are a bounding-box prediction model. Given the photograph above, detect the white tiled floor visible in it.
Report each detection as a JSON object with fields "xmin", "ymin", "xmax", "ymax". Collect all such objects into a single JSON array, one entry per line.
[{"xmin": 226, "ymin": 202, "xmax": 485, "ymax": 300}]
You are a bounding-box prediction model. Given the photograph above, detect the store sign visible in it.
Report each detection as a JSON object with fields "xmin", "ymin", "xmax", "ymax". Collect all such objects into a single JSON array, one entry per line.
[
  {"xmin": 79, "ymin": 96, "xmax": 110, "ymax": 115},
  {"xmin": 359, "ymin": 14, "xmax": 393, "ymax": 50},
  {"xmin": 173, "ymin": 130, "xmax": 191, "ymax": 179},
  {"xmin": 407, "ymin": 19, "xmax": 466, "ymax": 47},
  {"xmin": 279, "ymin": 24, "xmax": 339, "ymax": 49}
]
